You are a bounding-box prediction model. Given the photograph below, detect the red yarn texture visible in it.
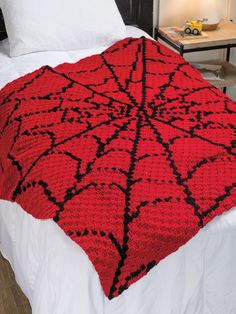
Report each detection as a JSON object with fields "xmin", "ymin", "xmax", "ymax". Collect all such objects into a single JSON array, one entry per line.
[{"xmin": 0, "ymin": 37, "xmax": 236, "ymax": 298}]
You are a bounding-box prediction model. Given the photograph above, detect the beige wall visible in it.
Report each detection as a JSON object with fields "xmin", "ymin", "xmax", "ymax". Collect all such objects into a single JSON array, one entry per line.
[
  {"xmin": 157, "ymin": 0, "xmax": 228, "ymax": 26},
  {"xmin": 154, "ymin": 0, "xmax": 236, "ymax": 100},
  {"xmin": 229, "ymin": 0, "xmax": 236, "ymax": 99}
]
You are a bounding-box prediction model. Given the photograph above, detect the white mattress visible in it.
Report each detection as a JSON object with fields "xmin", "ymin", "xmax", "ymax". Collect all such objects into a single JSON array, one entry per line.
[{"xmin": 1, "ymin": 26, "xmax": 236, "ymax": 314}]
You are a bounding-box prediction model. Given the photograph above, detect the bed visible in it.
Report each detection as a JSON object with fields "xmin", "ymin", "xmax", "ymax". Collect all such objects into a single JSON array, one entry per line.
[{"xmin": 0, "ymin": 1, "xmax": 236, "ymax": 313}]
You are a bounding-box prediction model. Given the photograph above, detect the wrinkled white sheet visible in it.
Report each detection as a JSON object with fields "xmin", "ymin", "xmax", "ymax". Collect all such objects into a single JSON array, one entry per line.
[
  {"xmin": 1, "ymin": 26, "xmax": 236, "ymax": 314},
  {"xmin": 1, "ymin": 201, "xmax": 236, "ymax": 314}
]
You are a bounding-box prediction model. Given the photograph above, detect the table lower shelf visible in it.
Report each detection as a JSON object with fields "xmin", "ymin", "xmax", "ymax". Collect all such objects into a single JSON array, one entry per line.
[{"xmin": 191, "ymin": 61, "xmax": 236, "ymax": 89}]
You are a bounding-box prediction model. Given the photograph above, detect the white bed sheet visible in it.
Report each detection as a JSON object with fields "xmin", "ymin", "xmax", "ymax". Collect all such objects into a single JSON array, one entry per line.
[{"xmin": 1, "ymin": 26, "xmax": 236, "ymax": 314}]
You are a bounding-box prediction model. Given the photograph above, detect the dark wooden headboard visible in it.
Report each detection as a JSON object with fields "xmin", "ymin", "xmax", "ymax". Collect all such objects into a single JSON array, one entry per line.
[
  {"xmin": 0, "ymin": 0, "xmax": 154, "ymax": 41},
  {"xmin": 0, "ymin": 9, "xmax": 6, "ymax": 40},
  {"xmin": 115, "ymin": 0, "xmax": 154, "ymax": 35}
]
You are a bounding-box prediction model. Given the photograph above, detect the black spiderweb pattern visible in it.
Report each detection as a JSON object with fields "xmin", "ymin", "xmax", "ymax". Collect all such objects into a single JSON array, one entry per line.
[{"xmin": 0, "ymin": 37, "xmax": 235, "ymax": 298}]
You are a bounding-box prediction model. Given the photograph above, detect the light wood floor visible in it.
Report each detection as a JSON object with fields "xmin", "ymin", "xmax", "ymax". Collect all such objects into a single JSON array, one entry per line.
[{"xmin": 0, "ymin": 253, "xmax": 31, "ymax": 314}]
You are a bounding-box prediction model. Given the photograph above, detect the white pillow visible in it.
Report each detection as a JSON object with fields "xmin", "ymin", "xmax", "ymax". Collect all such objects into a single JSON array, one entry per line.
[{"xmin": 1, "ymin": 0, "xmax": 126, "ymax": 57}]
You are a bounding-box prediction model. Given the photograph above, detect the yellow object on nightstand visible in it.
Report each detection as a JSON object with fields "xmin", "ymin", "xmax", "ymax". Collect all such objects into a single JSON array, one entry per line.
[{"xmin": 184, "ymin": 20, "xmax": 203, "ymax": 35}]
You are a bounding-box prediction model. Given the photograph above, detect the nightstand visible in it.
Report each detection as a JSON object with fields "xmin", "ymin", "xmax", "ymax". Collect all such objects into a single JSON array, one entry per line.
[{"xmin": 155, "ymin": 20, "xmax": 236, "ymax": 94}]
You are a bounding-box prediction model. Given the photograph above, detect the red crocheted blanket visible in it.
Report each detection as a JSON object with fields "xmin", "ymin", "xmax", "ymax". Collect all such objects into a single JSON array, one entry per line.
[{"xmin": 0, "ymin": 37, "xmax": 236, "ymax": 299}]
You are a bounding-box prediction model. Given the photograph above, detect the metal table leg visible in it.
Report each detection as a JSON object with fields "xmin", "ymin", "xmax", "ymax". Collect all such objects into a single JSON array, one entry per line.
[{"xmin": 223, "ymin": 47, "xmax": 231, "ymax": 94}]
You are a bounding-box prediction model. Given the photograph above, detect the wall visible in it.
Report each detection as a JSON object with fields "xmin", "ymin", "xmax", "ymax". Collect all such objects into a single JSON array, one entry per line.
[
  {"xmin": 229, "ymin": 0, "xmax": 236, "ymax": 99},
  {"xmin": 157, "ymin": 0, "xmax": 228, "ymax": 26},
  {"xmin": 154, "ymin": 0, "xmax": 236, "ymax": 100}
]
